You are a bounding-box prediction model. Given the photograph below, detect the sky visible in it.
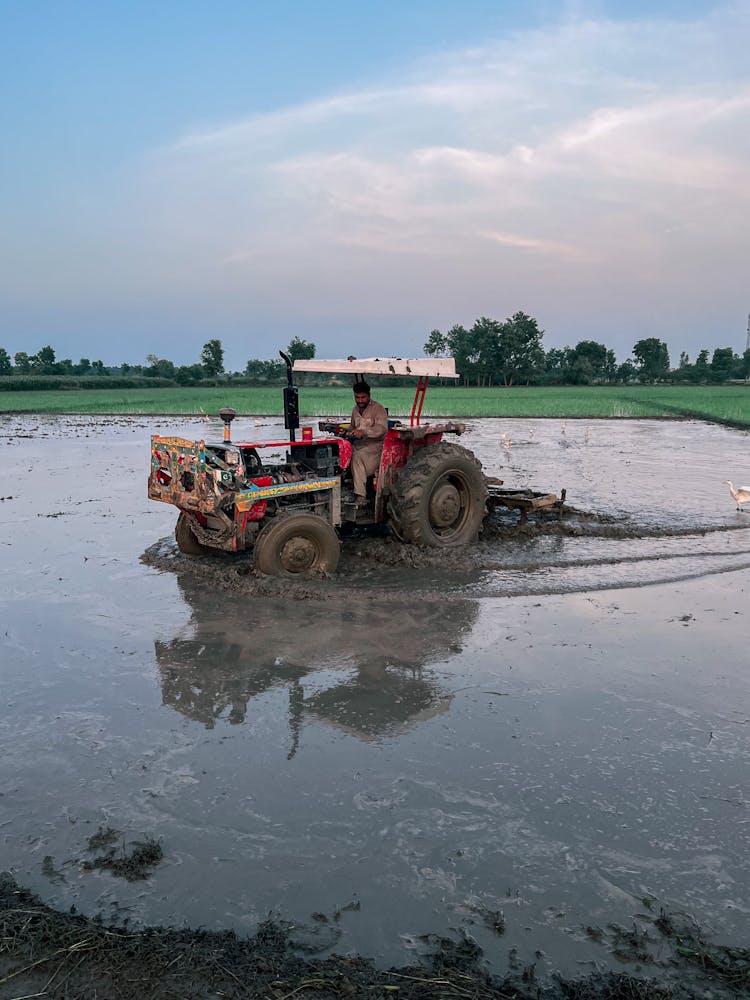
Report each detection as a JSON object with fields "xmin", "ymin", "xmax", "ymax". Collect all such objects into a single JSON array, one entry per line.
[{"xmin": 1, "ymin": 0, "xmax": 749, "ymax": 371}]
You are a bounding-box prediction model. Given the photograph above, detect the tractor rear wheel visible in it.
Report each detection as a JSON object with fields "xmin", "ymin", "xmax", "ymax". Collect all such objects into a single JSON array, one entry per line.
[
  {"xmin": 175, "ymin": 512, "xmax": 215, "ymax": 556},
  {"xmin": 388, "ymin": 442, "xmax": 486, "ymax": 546},
  {"xmin": 253, "ymin": 513, "xmax": 340, "ymax": 577}
]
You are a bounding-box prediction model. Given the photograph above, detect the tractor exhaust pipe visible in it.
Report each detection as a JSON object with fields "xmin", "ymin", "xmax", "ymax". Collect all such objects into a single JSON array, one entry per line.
[{"xmin": 279, "ymin": 351, "xmax": 300, "ymax": 442}]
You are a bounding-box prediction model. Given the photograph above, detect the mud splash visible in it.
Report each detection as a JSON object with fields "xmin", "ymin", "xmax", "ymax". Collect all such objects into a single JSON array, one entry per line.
[
  {"xmin": 140, "ymin": 503, "xmax": 750, "ymax": 601},
  {"xmin": 137, "ymin": 411, "xmax": 750, "ymax": 597}
]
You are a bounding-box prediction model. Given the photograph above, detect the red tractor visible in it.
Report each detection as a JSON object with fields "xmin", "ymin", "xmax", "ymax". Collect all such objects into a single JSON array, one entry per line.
[{"xmin": 148, "ymin": 353, "xmax": 487, "ymax": 576}]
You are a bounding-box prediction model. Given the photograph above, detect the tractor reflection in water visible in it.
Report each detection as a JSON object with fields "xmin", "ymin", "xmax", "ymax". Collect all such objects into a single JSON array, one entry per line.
[{"xmin": 154, "ymin": 568, "xmax": 478, "ymax": 756}]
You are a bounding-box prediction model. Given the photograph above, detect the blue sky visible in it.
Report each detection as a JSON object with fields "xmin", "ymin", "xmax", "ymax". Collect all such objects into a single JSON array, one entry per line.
[{"xmin": 1, "ymin": 0, "xmax": 748, "ymax": 370}]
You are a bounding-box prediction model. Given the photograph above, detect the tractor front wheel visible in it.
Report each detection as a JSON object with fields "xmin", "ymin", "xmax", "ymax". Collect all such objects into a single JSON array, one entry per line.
[
  {"xmin": 253, "ymin": 513, "xmax": 340, "ymax": 577},
  {"xmin": 387, "ymin": 442, "xmax": 487, "ymax": 546},
  {"xmin": 175, "ymin": 512, "xmax": 215, "ymax": 556}
]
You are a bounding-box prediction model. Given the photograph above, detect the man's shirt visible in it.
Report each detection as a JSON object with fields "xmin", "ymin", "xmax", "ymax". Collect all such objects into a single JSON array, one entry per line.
[{"xmin": 350, "ymin": 399, "xmax": 388, "ymax": 445}]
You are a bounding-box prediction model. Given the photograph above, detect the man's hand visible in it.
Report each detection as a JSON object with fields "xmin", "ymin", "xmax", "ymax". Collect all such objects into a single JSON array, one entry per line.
[{"xmin": 346, "ymin": 428, "xmax": 364, "ymax": 440}]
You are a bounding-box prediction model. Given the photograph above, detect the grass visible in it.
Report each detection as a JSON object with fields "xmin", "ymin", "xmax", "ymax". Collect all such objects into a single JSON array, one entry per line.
[{"xmin": 0, "ymin": 384, "xmax": 749, "ymax": 427}]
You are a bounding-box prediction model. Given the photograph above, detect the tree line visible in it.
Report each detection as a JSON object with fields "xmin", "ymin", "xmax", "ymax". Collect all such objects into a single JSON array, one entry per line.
[
  {"xmin": 1, "ymin": 319, "xmax": 748, "ymax": 387},
  {"xmin": 0, "ymin": 338, "xmax": 228, "ymax": 385},
  {"xmin": 0, "ymin": 337, "xmax": 316, "ymax": 387},
  {"xmin": 423, "ymin": 313, "xmax": 750, "ymax": 385}
]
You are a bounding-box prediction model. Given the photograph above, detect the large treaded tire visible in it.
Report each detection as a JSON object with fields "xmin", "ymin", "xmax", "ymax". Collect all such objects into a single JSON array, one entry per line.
[
  {"xmin": 175, "ymin": 512, "xmax": 215, "ymax": 556},
  {"xmin": 253, "ymin": 513, "xmax": 340, "ymax": 577},
  {"xmin": 387, "ymin": 442, "xmax": 487, "ymax": 546}
]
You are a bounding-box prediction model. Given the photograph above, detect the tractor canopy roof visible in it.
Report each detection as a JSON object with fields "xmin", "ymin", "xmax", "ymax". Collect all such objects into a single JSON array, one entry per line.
[{"xmin": 292, "ymin": 357, "xmax": 458, "ymax": 379}]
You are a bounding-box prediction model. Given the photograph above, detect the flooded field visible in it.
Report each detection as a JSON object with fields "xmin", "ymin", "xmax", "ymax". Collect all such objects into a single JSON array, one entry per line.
[{"xmin": 1, "ymin": 413, "xmax": 750, "ymax": 995}]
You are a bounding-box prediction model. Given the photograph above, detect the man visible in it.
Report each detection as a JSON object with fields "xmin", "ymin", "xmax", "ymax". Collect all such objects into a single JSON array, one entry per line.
[{"xmin": 347, "ymin": 380, "xmax": 388, "ymax": 506}]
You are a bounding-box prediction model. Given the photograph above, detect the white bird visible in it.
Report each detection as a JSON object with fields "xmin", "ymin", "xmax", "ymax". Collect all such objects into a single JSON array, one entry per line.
[{"xmin": 724, "ymin": 481, "xmax": 750, "ymax": 511}]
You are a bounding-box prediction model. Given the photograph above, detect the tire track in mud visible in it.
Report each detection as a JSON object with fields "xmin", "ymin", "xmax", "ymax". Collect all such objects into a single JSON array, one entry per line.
[{"xmin": 141, "ymin": 513, "xmax": 750, "ymax": 602}]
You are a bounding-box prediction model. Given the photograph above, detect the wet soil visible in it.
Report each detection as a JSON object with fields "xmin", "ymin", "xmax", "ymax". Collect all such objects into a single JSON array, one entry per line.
[
  {"xmin": 2, "ymin": 414, "xmax": 750, "ymax": 998},
  {"xmin": 2, "ymin": 873, "xmax": 748, "ymax": 999}
]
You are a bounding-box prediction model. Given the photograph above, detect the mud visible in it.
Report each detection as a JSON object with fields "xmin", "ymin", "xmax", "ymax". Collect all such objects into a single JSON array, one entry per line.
[
  {"xmin": 81, "ymin": 828, "xmax": 164, "ymax": 881},
  {"xmin": 142, "ymin": 506, "xmax": 750, "ymax": 602},
  {"xmin": 1, "ymin": 873, "xmax": 748, "ymax": 998},
  {"xmin": 2, "ymin": 414, "xmax": 750, "ymax": 997}
]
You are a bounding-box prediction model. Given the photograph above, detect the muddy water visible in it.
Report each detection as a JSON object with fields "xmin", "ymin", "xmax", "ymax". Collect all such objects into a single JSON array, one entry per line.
[{"xmin": 1, "ymin": 413, "xmax": 749, "ymax": 983}]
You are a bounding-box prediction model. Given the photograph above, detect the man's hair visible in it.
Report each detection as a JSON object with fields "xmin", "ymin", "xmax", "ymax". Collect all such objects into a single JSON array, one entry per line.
[{"xmin": 352, "ymin": 380, "xmax": 371, "ymax": 394}]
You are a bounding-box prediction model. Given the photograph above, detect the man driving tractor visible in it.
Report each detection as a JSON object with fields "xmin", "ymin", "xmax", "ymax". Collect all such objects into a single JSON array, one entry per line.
[
  {"xmin": 149, "ymin": 354, "xmax": 510, "ymax": 572},
  {"xmin": 347, "ymin": 380, "xmax": 388, "ymax": 507}
]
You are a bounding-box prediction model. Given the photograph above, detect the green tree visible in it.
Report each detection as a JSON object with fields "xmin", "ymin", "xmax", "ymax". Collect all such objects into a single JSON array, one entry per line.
[
  {"xmin": 285, "ymin": 337, "xmax": 316, "ymax": 362},
  {"xmin": 0, "ymin": 348, "xmax": 11, "ymax": 375},
  {"xmin": 13, "ymin": 351, "xmax": 31, "ymax": 373},
  {"xmin": 632, "ymin": 338, "xmax": 670, "ymax": 382},
  {"xmin": 566, "ymin": 355, "xmax": 594, "ymax": 385},
  {"xmin": 565, "ymin": 340, "xmax": 614, "ymax": 384},
  {"xmin": 245, "ymin": 358, "xmax": 285, "ymax": 381},
  {"xmin": 76, "ymin": 358, "xmax": 92, "ymax": 374},
  {"xmin": 29, "ymin": 345, "xmax": 57, "ymax": 374},
  {"xmin": 200, "ymin": 339, "xmax": 225, "ymax": 377},
  {"xmin": 674, "ymin": 352, "xmax": 693, "ymax": 382},
  {"xmin": 470, "ymin": 316, "xmax": 504, "ymax": 385},
  {"xmin": 710, "ymin": 347, "xmax": 736, "ymax": 382},
  {"xmin": 542, "ymin": 347, "xmax": 570, "ymax": 383},
  {"xmin": 91, "ymin": 360, "xmax": 106, "ymax": 375},
  {"xmin": 496, "ymin": 312, "xmax": 545, "ymax": 386},
  {"xmin": 175, "ymin": 364, "xmax": 205, "ymax": 385},
  {"xmin": 146, "ymin": 355, "xmax": 176, "ymax": 380},
  {"xmin": 616, "ymin": 360, "xmax": 637, "ymax": 382},
  {"xmin": 423, "ymin": 329, "xmax": 447, "ymax": 357},
  {"xmin": 693, "ymin": 349, "xmax": 710, "ymax": 382},
  {"xmin": 444, "ymin": 324, "xmax": 475, "ymax": 385},
  {"xmin": 57, "ymin": 358, "xmax": 74, "ymax": 375},
  {"xmin": 245, "ymin": 359, "xmax": 266, "ymax": 379}
]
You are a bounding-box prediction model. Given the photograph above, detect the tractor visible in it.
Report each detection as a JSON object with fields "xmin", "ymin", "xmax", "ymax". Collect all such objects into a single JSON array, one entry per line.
[{"xmin": 148, "ymin": 352, "xmax": 487, "ymax": 576}]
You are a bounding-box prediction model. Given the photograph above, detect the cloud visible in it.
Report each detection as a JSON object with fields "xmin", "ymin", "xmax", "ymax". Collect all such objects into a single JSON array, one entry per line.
[
  {"xmin": 21, "ymin": 2, "xmax": 750, "ymax": 360},
  {"xmin": 481, "ymin": 230, "xmax": 585, "ymax": 259}
]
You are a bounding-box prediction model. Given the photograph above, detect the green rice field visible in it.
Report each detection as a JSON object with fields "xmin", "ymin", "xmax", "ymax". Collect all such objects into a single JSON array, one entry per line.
[{"xmin": 1, "ymin": 385, "xmax": 749, "ymax": 427}]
